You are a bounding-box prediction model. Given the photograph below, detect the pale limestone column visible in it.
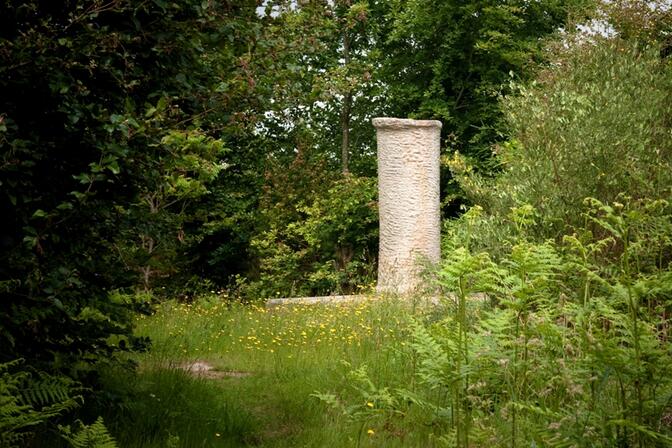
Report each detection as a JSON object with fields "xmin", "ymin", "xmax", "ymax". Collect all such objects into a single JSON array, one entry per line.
[{"xmin": 373, "ymin": 118, "xmax": 442, "ymax": 295}]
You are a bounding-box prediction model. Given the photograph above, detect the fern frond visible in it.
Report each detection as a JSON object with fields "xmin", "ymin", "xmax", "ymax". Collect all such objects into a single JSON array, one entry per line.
[
  {"xmin": 19, "ymin": 372, "xmax": 83, "ymax": 409},
  {"xmin": 0, "ymin": 361, "xmax": 47, "ymax": 448},
  {"xmin": 0, "ymin": 360, "xmax": 84, "ymax": 448},
  {"xmin": 59, "ymin": 417, "xmax": 118, "ymax": 448},
  {"xmin": 408, "ymin": 319, "xmax": 454, "ymax": 389}
]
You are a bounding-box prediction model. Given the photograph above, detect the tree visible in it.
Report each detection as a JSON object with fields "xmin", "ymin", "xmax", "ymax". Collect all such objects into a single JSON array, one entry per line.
[
  {"xmin": 254, "ymin": 0, "xmax": 381, "ymax": 175},
  {"xmin": 449, "ymin": 35, "xmax": 672, "ymax": 249},
  {"xmin": 223, "ymin": 0, "xmax": 382, "ymax": 297},
  {"xmin": 374, "ymin": 0, "xmax": 592, "ymax": 211},
  {"xmin": 0, "ymin": 0, "xmax": 260, "ymax": 370},
  {"xmin": 221, "ymin": 0, "xmax": 590, "ymax": 297}
]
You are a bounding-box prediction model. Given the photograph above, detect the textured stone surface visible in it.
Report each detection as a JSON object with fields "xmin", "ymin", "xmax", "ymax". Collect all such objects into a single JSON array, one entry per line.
[
  {"xmin": 176, "ymin": 361, "xmax": 252, "ymax": 379},
  {"xmin": 373, "ymin": 117, "xmax": 442, "ymax": 295},
  {"xmin": 265, "ymin": 294, "xmax": 448, "ymax": 308},
  {"xmin": 265, "ymin": 295, "xmax": 367, "ymax": 308}
]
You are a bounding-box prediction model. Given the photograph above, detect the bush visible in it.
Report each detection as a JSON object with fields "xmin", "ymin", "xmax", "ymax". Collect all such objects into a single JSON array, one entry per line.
[
  {"xmin": 245, "ymin": 175, "xmax": 378, "ymax": 299},
  {"xmin": 449, "ymin": 37, "xmax": 672, "ymax": 248}
]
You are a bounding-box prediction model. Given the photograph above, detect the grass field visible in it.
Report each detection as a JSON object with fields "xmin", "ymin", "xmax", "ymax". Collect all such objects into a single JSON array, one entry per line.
[
  {"xmin": 101, "ymin": 296, "xmax": 440, "ymax": 447},
  {"xmin": 93, "ymin": 277, "xmax": 672, "ymax": 448}
]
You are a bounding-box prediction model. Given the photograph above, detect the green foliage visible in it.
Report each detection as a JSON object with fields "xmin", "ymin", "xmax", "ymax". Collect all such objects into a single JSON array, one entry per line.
[
  {"xmin": 324, "ymin": 198, "xmax": 672, "ymax": 446},
  {"xmin": 318, "ymin": 25, "xmax": 672, "ymax": 446},
  {"xmin": 114, "ymin": 128, "xmax": 229, "ymax": 290},
  {"xmin": 245, "ymin": 175, "xmax": 378, "ymax": 298},
  {"xmin": 603, "ymin": 0, "xmax": 672, "ymax": 45},
  {"xmin": 59, "ymin": 417, "xmax": 118, "ymax": 448},
  {"xmin": 0, "ymin": 0, "xmax": 261, "ymax": 368},
  {"xmin": 378, "ymin": 0, "xmax": 592, "ymax": 173},
  {"xmin": 0, "ymin": 0, "xmax": 263, "ymax": 442},
  {"xmin": 255, "ymin": 0, "xmax": 381, "ymax": 175},
  {"xmin": 234, "ymin": 0, "xmax": 588, "ymax": 299},
  {"xmin": 0, "ymin": 360, "xmax": 83, "ymax": 448},
  {"xmin": 450, "ymin": 37, "xmax": 672, "ymax": 245},
  {"xmin": 5, "ymin": 1, "xmax": 671, "ymax": 446}
]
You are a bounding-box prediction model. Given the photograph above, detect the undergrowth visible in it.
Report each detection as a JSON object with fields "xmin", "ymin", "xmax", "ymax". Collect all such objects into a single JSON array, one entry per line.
[
  {"xmin": 102, "ymin": 195, "xmax": 672, "ymax": 447},
  {"xmin": 316, "ymin": 198, "xmax": 672, "ymax": 447}
]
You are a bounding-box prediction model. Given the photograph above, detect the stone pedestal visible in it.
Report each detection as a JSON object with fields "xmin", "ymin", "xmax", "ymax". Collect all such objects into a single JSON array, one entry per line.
[{"xmin": 373, "ymin": 117, "xmax": 442, "ymax": 295}]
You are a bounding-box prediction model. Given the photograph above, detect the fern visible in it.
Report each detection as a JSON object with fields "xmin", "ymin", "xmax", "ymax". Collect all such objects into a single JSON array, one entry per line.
[
  {"xmin": 0, "ymin": 360, "xmax": 83, "ymax": 448},
  {"xmin": 59, "ymin": 417, "xmax": 118, "ymax": 448},
  {"xmin": 0, "ymin": 361, "xmax": 34, "ymax": 448},
  {"xmin": 19, "ymin": 371, "xmax": 83, "ymax": 409},
  {"xmin": 408, "ymin": 319, "xmax": 454, "ymax": 390}
]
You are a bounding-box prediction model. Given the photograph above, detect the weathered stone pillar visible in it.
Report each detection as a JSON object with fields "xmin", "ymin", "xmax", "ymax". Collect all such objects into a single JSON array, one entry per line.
[{"xmin": 373, "ymin": 117, "xmax": 442, "ymax": 295}]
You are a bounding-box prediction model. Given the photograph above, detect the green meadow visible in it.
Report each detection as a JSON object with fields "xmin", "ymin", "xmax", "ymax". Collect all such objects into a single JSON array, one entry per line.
[{"xmin": 99, "ymin": 297, "xmax": 441, "ymax": 447}]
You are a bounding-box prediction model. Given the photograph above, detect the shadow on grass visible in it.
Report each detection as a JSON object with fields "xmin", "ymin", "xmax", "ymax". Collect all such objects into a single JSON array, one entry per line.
[{"xmin": 92, "ymin": 364, "xmax": 257, "ymax": 447}]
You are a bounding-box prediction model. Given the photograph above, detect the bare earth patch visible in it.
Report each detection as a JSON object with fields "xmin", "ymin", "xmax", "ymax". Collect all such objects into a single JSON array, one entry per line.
[{"xmin": 177, "ymin": 360, "xmax": 252, "ymax": 379}]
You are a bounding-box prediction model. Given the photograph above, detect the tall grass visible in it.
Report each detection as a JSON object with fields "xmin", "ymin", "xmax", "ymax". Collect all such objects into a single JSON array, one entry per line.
[
  {"xmin": 95, "ymin": 201, "xmax": 672, "ymax": 447},
  {"xmin": 101, "ymin": 297, "xmax": 438, "ymax": 447},
  {"xmin": 98, "ymin": 203, "xmax": 672, "ymax": 447},
  {"xmin": 317, "ymin": 198, "xmax": 672, "ymax": 447}
]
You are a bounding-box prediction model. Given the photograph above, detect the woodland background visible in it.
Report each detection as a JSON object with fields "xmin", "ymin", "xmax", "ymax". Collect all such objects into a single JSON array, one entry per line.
[{"xmin": 2, "ymin": 0, "xmax": 672, "ymax": 446}]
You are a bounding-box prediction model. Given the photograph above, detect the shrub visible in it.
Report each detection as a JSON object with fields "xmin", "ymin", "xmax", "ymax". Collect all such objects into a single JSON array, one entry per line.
[
  {"xmin": 245, "ymin": 175, "xmax": 378, "ymax": 298},
  {"xmin": 448, "ymin": 37, "xmax": 672, "ymax": 248}
]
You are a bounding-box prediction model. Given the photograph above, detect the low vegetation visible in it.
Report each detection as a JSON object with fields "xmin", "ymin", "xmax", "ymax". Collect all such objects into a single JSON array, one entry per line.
[
  {"xmin": 102, "ymin": 297, "xmax": 432, "ymax": 447},
  {"xmin": 107, "ymin": 191, "xmax": 672, "ymax": 446}
]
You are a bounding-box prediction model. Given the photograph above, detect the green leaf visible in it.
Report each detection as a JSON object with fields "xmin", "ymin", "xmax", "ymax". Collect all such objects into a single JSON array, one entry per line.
[{"xmin": 32, "ymin": 209, "xmax": 48, "ymax": 219}]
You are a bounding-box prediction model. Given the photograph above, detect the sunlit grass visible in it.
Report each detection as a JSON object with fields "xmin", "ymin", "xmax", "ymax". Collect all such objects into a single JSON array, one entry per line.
[
  {"xmin": 139, "ymin": 297, "xmax": 407, "ymax": 365},
  {"xmin": 118, "ymin": 296, "xmax": 438, "ymax": 447}
]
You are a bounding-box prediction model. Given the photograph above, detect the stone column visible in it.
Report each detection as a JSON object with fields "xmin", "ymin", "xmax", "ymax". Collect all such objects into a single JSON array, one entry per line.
[{"xmin": 373, "ymin": 117, "xmax": 442, "ymax": 295}]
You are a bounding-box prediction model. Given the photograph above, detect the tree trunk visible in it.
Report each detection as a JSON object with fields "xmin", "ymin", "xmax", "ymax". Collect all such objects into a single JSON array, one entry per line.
[{"xmin": 341, "ymin": 30, "xmax": 351, "ymax": 175}]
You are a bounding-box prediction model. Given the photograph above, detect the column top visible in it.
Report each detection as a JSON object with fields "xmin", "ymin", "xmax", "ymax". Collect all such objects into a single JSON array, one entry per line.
[{"xmin": 372, "ymin": 117, "xmax": 442, "ymax": 130}]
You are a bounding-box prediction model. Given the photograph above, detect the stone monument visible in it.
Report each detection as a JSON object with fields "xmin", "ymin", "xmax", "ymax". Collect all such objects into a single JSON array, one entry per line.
[{"xmin": 373, "ymin": 117, "xmax": 442, "ymax": 295}]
